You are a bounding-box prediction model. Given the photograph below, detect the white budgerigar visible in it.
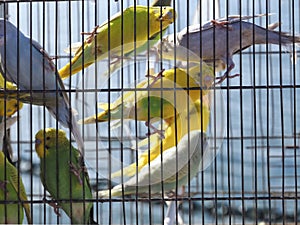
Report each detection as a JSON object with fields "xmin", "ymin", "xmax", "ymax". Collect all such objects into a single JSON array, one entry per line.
[{"xmin": 95, "ymin": 130, "xmax": 208, "ymax": 197}]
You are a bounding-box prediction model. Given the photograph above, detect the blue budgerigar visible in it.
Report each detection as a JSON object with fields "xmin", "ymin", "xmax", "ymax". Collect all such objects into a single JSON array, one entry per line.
[{"xmin": 0, "ymin": 19, "xmax": 83, "ymax": 152}]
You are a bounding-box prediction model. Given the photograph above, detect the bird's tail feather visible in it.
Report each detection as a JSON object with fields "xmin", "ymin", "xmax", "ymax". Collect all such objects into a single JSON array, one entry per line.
[
  {"xmin": 93, "ymin": 187, "xmax": 123, "ymax": 198},
  {"xmin": 70, "ymin": 114, "xmax": 84, "ymax": 153}
]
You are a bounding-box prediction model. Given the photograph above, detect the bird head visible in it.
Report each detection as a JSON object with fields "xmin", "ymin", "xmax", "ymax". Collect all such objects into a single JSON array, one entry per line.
[
  {"xmin": 35, "ymin": 128, "xmax": 68, "ymax": 159},
  {"xmin": 0, "ymin": 99, "xmax": 23, "ymax": 117},
  {"xmin": 154, "ymin": 7, "xmax": 176, "ymax": 25}
]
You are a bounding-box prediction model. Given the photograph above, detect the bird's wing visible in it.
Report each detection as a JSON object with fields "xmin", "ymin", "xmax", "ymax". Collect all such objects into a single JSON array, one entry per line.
[{"xmin": 8, "ymin": 165, "xmax": 32, "ymax": 224}]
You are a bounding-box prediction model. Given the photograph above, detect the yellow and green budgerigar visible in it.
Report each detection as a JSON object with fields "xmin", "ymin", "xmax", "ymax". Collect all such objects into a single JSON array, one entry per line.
[
  {"xmin": 79, "ymin": 66, "xmax": 213, "ymax": 129},
  {"xmin": 110, "ymin": 96, "xmax": 210, "ymax": 179},
  {"xmin": 35, "ymin": 128, "xmax": 95, "ymax": 224},
  {"xmin": 59, "ymin": 5, "xmax": 176, "ymax": 79},
  {"xmin": 0, "ymin": 74, "xmax": 23, "ymax": 119},
  {"xmin": 104, "ymin": 0, "xmax": 173, "ymax": 76},
  {"xmin": 0, "ymin": 151, "xmax": 32, "ymax": 224}
]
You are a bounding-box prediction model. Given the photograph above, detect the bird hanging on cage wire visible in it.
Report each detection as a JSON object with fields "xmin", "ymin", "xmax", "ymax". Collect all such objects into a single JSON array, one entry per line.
[
  {"xmin": 0, "ymin": 19, "xmax": 84, "ymax": 153},
  {"xmin": 58, "ymin": 5, "xmax": 176, "ymax": 79},
  {"xmin": 0, "ymin": 151, "xmax": 32, "ymax": 224},
  {"xmin": 110, "ymin": 96, "xmax": 211, "ymax": 180},
  {"xmin": 155, "ymin": 14, "xmax": 300, "ymax": 84},
  {"xmin": 100, "ymin": 0, "xmax": 173, "ymax": 77},
  {"xmin": 35, "ymin": 128, "xmax": 97, "ymax": 224},
  {"xmin": 78, "ymin": 65, "xmax": 214, "ymax": 137},
  {"xmin": 94, "ymin": 129, "xmax": 208, "ymax": 198}
]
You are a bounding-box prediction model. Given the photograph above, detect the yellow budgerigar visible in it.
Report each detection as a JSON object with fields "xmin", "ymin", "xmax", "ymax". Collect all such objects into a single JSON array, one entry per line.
[
  {"xmin": 79, "ymin": 66, "xmax": 214, "ymax": 133},
  {"xmin": 110, "ymin": 96, "xmax": 211, "ymax": 179},
  {"xmin": 59, "ymin": 6, "xmax": 176, "ymax": 79}
]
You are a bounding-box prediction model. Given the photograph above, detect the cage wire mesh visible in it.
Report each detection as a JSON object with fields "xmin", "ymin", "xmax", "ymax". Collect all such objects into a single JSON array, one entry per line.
[{"xmin": 0, "ymin": 0, "xmax": 299, "ymax": 224}]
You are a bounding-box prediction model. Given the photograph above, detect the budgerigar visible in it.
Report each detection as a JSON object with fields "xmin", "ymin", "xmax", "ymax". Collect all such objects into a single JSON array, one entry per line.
[
  {"xmin": 103, "ymin": 0, "xmax": 173, "ymax": 76},
  {"xmin": 59, "ymin": 6, "xmax": 176, "ymax": 79},
  {"xmin": 35, "ymin": 128, "xmax": 95, "ymax": 224},
  {"xmin": 79, "ymin": 66, "xmax": 213, "ymax": 133},
  {"xmin": 111, "ymin": 97, "xmax": 210, "ymax": 179},
  {"xmin": 0, "ymin": 151, "xmax": 32, "ymax": 224},
  {"xmin": 157, "ymin": 14, "xmax": 300, "ymax": 83},
  {"xmin": 0, "ymin": 19, "xmax": 84, "ymax": 152},
  {"xmin": 95, "ymin": 130, "xmax": 207, "ymax": 197}
]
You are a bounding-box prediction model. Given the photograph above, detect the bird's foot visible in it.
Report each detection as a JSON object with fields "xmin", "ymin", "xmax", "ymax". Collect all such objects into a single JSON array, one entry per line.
[
  {"xmin": 43, "ymin": 197, "xmax": 61, "ymax": 216},
  {"xmin": 69, "ymin": 161, "xmax": 83, "ymax": 185},
  {"xmin": 145, "ymin": 69, "xmax": 165, "ymax": 88},
  {"xmin": 166, "ymin": 186, "xmax": 186, "ymax": 199},
  {"xmin": 215, "ymin": 73, "xmax": 240, "ymax": 85},
  {"xmin": 0, "ymin": 180, "xmax": 8, "ymax": 197},
  {"xmin": 145, "ymin": 121, "xmax": 165, "ymax": 139},
  {"xmin": 81, "ymin": 25, "xmax": 100, "ymax": 43},
  {"xmin": 39, "ymin": 49, "xmax": 57, "ymax": 71},
  {"xmin": 39, "ymin": 49, "xmax": 60, "ymax": 60},
  {"xmin": 211, "ymin": 20, "xmax": 233, "ymax": 30}
]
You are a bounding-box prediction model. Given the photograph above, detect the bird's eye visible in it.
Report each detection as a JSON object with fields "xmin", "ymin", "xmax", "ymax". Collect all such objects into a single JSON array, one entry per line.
[{"xmin": 46, "ymin": 136, "xmax": 50, "ymax": 140}]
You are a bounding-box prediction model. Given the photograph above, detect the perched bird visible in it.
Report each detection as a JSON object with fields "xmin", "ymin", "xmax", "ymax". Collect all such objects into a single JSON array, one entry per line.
[
  {"xmin": 0, "ymin": 19, "xmax": 84, "ymax": 152},
  {"xmin": 157, "ymin": 14, "xmax": 300, "ymax": 83},
  {"xmin": 79, "ymin": 66, "xmax": 213, "ymax": 134},
  {"xmin": 95, "ymin": 130, "xmax": 208, "ymax": 197},
  {"xmin": 103, "ymin": 0, "xmax": 173, "ymax": 76},
  {"xmin": 110, "ymin": 97, "xmax": 210, "ymax": 179},
  {"xmin": 0, "ymin": 151, "xmax": 32, "ymax": 224},
  {"xmin": 35, "ymin": 128, "xmax": 95, "ymax": 224},
  {"xmin": 59, "ymin": 5, "xmax": 176, "ymax": 79}
]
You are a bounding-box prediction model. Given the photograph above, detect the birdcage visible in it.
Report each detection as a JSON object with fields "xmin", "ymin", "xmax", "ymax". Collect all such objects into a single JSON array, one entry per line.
[{"xmin": 0, "ymin": 0, "xmax": 299, "ymax": 224}]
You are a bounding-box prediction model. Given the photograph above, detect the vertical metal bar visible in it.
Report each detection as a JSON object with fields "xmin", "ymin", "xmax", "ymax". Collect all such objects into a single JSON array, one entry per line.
[
  {"xmin": 134, "ymin": 0, "xmax": 139, "ymax": 223},
  {"xmin": 119, "ymin": 1, "xmax": 126, "ymax": 224},
  {"xmin": 238, "ymin": 1, "xmax": 245, "ymax": 225},
  {"xmin": 291, "ymin": 0, "xmax": 298, "ymax": 223},
  {"xmin": 250, "ymin": 2, "xmax": 258, "ymax": 225},
  {"xmin": 93, "ymin": 0, "xmax": 99, "ymax": 223},
  {"xmin": 107, "ymin": 0, "xmax": 112, "ymax": 223},
  {"xmin": 266, "ymin": 0, "xmax": 272, "ymax": 224},
  {"xmin": 278, "ymin": 1, "xmax": 285, "ymax": 223}
]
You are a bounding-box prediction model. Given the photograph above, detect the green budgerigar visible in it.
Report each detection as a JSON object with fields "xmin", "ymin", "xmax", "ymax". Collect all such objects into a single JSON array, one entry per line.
[
  {"xmin": 0, "ymin": 151, "xmax": 32, "ymax": 224},
  {"xmin": 35, "ymin": 128, "xmax": 95, "ymax": 224},
  {"xmin": 59, "ymin": 5, "xmax": 176, "ymax": 79}
]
